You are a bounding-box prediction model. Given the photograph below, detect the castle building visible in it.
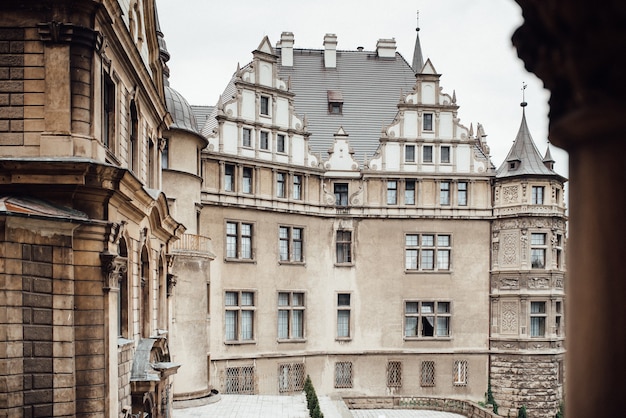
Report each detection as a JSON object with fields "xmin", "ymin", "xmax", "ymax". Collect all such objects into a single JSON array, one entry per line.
[{"xmin": 0, "ymin": 1, "xmax": 567, "ymax": 417}]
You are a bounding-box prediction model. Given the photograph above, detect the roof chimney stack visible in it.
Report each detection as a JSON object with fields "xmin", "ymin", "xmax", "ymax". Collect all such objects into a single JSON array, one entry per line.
[
  {"xmin": 376, "ymin": 38, "xmax": 397, "ymax": 58},
  {"xmin": 279, "ymin": 32, "xmax": 294, "ymax": 67},
  {"xmin": 324, "ymin": 33, "xmax": 337, "ymax": 68}
]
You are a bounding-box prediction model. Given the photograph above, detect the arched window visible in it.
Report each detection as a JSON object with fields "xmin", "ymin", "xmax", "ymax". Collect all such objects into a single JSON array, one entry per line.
[{"xmin": 140, "ymin": 246, "xmax": 150, "ymax": 338}]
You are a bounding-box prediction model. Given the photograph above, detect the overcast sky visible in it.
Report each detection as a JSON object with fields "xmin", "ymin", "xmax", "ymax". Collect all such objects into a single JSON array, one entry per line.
[{"xmin": 157, "ymin": 0, "xmax": 568, "ymax": 177}]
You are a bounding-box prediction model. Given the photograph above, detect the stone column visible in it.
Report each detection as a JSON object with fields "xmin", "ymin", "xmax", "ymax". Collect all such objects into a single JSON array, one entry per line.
[{"xmin": 513, "ymin": 2, "xmax": 626, "ymax": 416}]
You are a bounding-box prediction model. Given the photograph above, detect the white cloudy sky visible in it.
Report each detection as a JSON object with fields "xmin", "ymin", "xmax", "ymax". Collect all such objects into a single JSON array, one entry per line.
[{"xmin": 157, "ymin": 0, "xmax": 568, "ymax": 177}]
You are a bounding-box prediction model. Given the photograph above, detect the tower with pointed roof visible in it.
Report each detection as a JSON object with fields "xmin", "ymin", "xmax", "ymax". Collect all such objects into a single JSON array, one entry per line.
[{"xmin": 489, "ymin": 102, "xmax": 567, "ymax": 417}]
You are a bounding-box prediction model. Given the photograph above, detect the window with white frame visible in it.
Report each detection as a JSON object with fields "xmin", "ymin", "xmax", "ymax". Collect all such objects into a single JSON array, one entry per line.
[
  {"xmin": 260, "ymin": 95, "xmax": 270, "ymax": 116},
  {"xmin": 530, "ymin": 301, "xmax": 546, "ymax": 337},
  {"xmin": 423, "ymin": 113, "xmax": 433, "ymax": 131},
  {"xmin": 278, "ymin": 363, "xmax": 305, "ymax": 393},
  {"xmin": 243, "ymin": 128, "xmax": 252, "ymax": 147},
  {"xmin": 336, "ymin": 230, "xmax": 352, "ymax": 264},
  {"xmin": 440, "ymin": 181, "xmax": 450, "ymax": 205},
  {"xmin": 457, "ymin": 182, "xmax": 468, "ymax": 206},
  {"xmin": 531, "ymin": 233, "xmax": 547, "ymax": 268},
  {"xmin": 293, "ymin": 175, "xmax": 302, "ymax": 200},
  {"xmin": 405, "ymin": 180, "xmax": 416, "ymax": 205},
  {"xmin": 421, "ymin": 361, "xmax": 435, "ymax": 387},
  {"xmin": 260, "ymin": 131, "xmax": 269, "ymax": 150},
  {"xmin": 387, "ymin": 180, "xmax": 398, "ymax": 205},
  {"xmin": 453, "ymin": 360, "xmax": 468, "ymax": 386},
  {"xmin": 405, "ymin": 301, "xmax": 451, "ymax": 338},
  {"xmin": 279, "ymin": 226, "xmax": 303, "ymax": 263},
  {"xmin": 387, "ymin": 361, "xmax": 402, "ymax": 388},
  {"xmin": 242, "ymin": 167, "xmax": 253, "ymax": 194},
  {"xmin": 226, "ymin": 221, "xmax": 253, "ymax": 260},
  {"xmin": 405, "ymin": 145, "xmax": 416, "ymax": 162},
  {"xmin": 277, "ymin": 134, "xmax": 286, "ymax": 153},
  {"xmin": 441, "ymin": 146, "xmax": 451, "ymax": 163},
  {"xmin": 532, "ymin": 185, "xmax": 545, "ymax": 204},
  {"xmin": 225, "ymin": 366, "xmax": 255, "ymax": 394},
  {"xmin": 276, "ymin": 172, "xmax": 286, "ymax": 198},
  {"xmin": 336, "ymin": 293, "xmax": 351, "ymax": 338},
  {"xmin": 225, "ymin": 291, "xmax": 255, "ymax": 342},
  {"xmin": 224, "ymin": 164, "xmax": 235, "ymax": 192},
  {"xmin": 423, "ymin": 145, "xmax": 433, "ymax": 163},
  {"xmin": 335, "ymin": 361, "xmax": 353, "ymax": 388},
  {"xmin": 278, "ymin": 292, "xmax": 304, "ymax": 340},
  {"xmin": 405, "ymin": 233, "xmax": 451, "ymax": 271}
]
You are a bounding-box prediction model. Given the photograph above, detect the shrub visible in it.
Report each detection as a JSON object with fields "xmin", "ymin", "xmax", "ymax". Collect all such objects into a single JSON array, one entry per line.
[
  {"xmin": 304, "ymin": 375, "xmax": 322, "ymax": 418},
  {"xmin": 518, "ymin": 405, "xmax": 527, "ymax": 418}
]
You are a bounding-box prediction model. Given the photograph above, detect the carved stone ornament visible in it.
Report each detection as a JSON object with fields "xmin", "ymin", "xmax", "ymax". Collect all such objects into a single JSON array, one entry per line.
[
  {"xmin": 166, "ymin": 274, "xmax": 177, "ymax": 297},
  {"xmin": 528, "ymin": 277, "xmax": 550, "ymax": 289},
  {"xmin": 101, "ymin": 252, "xmax": 128, "ymax": 291}
]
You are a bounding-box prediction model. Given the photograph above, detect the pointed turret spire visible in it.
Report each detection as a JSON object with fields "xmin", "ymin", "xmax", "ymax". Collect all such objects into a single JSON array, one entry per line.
[
  {"xmin": 543, "ymin": 142, "xmax": 556, "ymax": 170},
  {"xmin": 412, "ymin": 11, "xmax": 424, "ymax": 73},
  {"xmin": 155, "ymin": 1, "xmax": 170, "ymax": 85}
]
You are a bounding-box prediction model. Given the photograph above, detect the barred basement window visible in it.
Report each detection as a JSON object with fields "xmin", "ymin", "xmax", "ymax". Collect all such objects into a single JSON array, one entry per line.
[
  {"xmin": 387, "ymin": 361, "xmax": 402, "ymax": 388},
  {"xmin": 278, "ymin": 363, "xmax": 305, "ymax": 393},
  {"xmin": 453, "ymin": 360, "xmax": 468, "ymax": 386},
  {"xmin": 335, "ymin": 362, "xmax": 353, "ymax": 388},
  {"xmin": 225, "ymin": 366, "xmax": 255, "ymax": 394},
  {"xmin": 420, "ymin": 361, "xmax": 435, "ymax": 387}
]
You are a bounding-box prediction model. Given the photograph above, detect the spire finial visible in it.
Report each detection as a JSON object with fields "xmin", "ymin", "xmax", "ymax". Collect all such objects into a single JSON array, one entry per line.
[
  {"xmin": 520, "ymin": 82, "xmax": 527, "ymax": 107},
  {"xmin": 416, "ymin": 10, "xmax": 420, "ymax": 32}
]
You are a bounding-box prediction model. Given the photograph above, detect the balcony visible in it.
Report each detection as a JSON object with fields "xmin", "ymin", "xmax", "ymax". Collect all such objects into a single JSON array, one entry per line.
[{"xmin": 170, "ymin": 233, "xmax": 213, "ymax": 255}]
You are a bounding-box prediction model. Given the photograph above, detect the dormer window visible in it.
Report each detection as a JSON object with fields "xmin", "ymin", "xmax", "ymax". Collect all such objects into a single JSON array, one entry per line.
[
  {"xmin": 508, "ymin": 159, "xmax": 520, "ymax": 170},
  {"xmin": 260, "ymin": 95, "xmax": 270, "ymax": 116},
  {"xmin": 327, "ymin": 90, "xmax": 343, "ymax": 115}
]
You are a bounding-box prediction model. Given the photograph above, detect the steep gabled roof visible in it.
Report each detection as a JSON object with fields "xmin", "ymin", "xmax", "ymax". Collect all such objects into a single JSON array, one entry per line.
[
  {"xmin": 496, "ymin": 106, "xmax": 558, "ymax": 178},
  {"xmin": 277, "ymin": 48, "xmax": 416, "ymax": 162}
]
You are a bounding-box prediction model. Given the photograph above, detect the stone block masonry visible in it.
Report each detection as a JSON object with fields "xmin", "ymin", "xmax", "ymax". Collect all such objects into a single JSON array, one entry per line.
[{"xmin": 0, "ymin": 28, "xmax": 24, "ymax": 146}]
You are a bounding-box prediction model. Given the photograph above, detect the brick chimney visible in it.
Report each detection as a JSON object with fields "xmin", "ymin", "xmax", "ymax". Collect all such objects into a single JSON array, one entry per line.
[
  {"xmin": 376, "ymin": 38, "xmax": 397, "ymax": 58},
  {"xmin": 324, "ymin": 33, "xmax": 337, "ymax": 68},
  {"xmin": 279, "ymin": 32, "xmax": 294, "ymax": 67}
]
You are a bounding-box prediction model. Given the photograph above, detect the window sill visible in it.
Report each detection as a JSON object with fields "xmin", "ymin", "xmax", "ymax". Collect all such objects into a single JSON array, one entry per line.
[
  {"xmin": 404, "ymin": 270, "xmax": 452, "ymax": 274},
  {"xmin": 117, "ymin": 337, "xmax": 134, "ymax": 347},
  {"xmin": 278, "ymin": 261, "xmax": 306, "ymax": 266},
  {"xmin": 335, "ymin": 337, "xmax": 352, "ymax": 342},
  {"xmin": 277, "ymin": 338, "xmax": 307, "ymax": 344},
  {"xmin": 334, "ymin": 263, "xmax": 354, "ymax": 268},
  {"xmin": 224, "ymin": 258, "xmax": 256, "ymax": 264},
  {"xmin": 404, "ymin": 336, "xmax": 452, "ymax": 341},
  {"xmin": 224, "ymin": 340, "xmax": 257, "ymax": 345}
]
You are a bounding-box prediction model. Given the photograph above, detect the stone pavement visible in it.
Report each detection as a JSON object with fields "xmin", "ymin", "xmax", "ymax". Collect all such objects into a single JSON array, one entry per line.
[{"xmin": 173, "ymin": 394, "xmax": 466, "ymax": 418}]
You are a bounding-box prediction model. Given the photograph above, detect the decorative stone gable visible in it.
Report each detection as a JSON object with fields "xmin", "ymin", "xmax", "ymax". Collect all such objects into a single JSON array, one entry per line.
[{"xmin": 322, "ymin": 127, "xmax": 360, "ymax": 176}]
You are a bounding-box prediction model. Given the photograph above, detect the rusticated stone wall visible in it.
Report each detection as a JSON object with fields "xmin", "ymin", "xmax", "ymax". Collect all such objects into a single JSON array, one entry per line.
[
  {"xmin": 0, "ymin": 27, "xmax": 24, "ymax": 146},
  {"xmin": 490, "ymin": 354, "xmax": 563, "ymax": 418},
  {"xmin": 343, "ymin": 396, "xmax": 498, "ymax": 418}
]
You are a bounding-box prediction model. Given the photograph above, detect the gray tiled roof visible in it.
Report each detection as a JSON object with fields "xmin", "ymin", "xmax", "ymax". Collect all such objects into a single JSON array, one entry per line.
[
  {"xmin": 190, "ymin": 105, "xmax": 214, "ymax": 132},
  {"xmin": 278, "ymin": 49, "xmax": 417, "ymax": 163},
  {"xmin": 496, "ymin": 109, "xmax": 558, "ymax": 178},
  {"xmin": 165, "ymin": 86, "xmax": 199, "ymax": 134}
]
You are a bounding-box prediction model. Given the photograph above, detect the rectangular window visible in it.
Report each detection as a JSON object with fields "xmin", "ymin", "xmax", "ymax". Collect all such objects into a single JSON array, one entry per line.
[
  {"xmin": 329, "ymin": 102, "xmax": 342, "ymax": 114},
  {"xmin": 440, "ymin": 146, "xmax": 450, "ymax": 163},
  {"xmin": 103, "ymin": 73, "xmax": 116, "ymax": 149},
  {"xmin": 405, "ymin": 301, "xmax": 451, "ymax": 338},
  {"xmin": 555, "ymin": 233, "xmax": 563, "ymax": 269},
  {"xmin": 226, "ymin": 221, "xmax": 253, "ymax": 260},
  {"xmin": 161, "ymin": 139, "xmax": 168, "ymax": 169},
  {"xmin": 242, "ymin": 167, "xmax": 253, "ymax": 194},
  {"xmin": 531, "ymin": 233, "xmax": 546, "ymax": 269},
  {"xmin": 405, "ymin": 233, "xmax": 451, "ymax": 271},
  {"xmin": 532, "ymin": 186, "xmax": 545, "ymax": 204},
  {"xmin": 260, "ymin": 95, "xmax": 270, "ymax": 116},
  {"xmin": 440, "ymin": 181, "xmax": 450, "ymax": 205},
  {"xmin": 453, "ymin": 360, "xmax": 468, "ymax": 386},
  {"xmin": 530, "ymin": 301, "xmax": 546, "ymax": 337},
  {"xmin": 405, "ymin": 180, "xmax": 416, "ymax": 205},
  {"xmin": 334, "ymin": 183, "xmax": 348, "ymax": 206},
  {"xmin": 334, "ymin": 362, "xmax": 353, "ymax": 388},
  {"xmin": 225, "ymin": 366, "xmax": 255, "ymax": 394},
  {"xmin": 278, "ymin": 363, "xmax": 305, "ymax": 393},
  {"xmin": 387, "ymin": 180, "xmax": 398, "ymax": 205},
  {"xmin": 457, "ymin": 182, "xmax": 468, "ymax": 206},
  {"xmin": 555, "ymin": 301, "xmax": 563, "ymax": 336},
  {"xmin": 423, "ymin": 113, "xmax": 433, "ymax": 131},
  {"xmin": 420, "ymin": 361, "xmax": 435, "ymax": 387},
  {"xmin": 224, "ymin": 164, "xmax": 235, "ymax": 192},
  {"xmin": 337, "ymin": 293, "xmax": 351, "ymax": 338},
  {"xmin": 423, "ymin": 145, "xmax": 433, "ymax": 163},
  {"xmin": 293, "ymin": 175, "xmax": 302, "ymax": 200},
  {"xmin": 336, "ymin": 230, "xmax": 352, "ymax": 264},
  {"xmin": 225, "ymin": 291, "xmax": 255, "ymax": 342},
  {"xmin": 276, "ymin": 172, "xmax": 286, "ymax": 197},
  {"xmin": 243, "ymin": 128, "xmax": 252, "ymax": 147},
  {"xmin": 405, "ymin": 145, "xmax": 416, "ymax": 162},
  {"xmin": 279, "ymin": 226, "xmax": 304, "ymax": 263},
  {"xmin": 277, "ymin": 134, "xmax": 286, "ymax": 153},
  {"xmin": 278, "ymin": 292, "xmax": 305, "ymax": 340},
  {"xmin": 260, "ymin": 131, "xmax": 269, "ymax": 150},
  {"xmin": 387, "ymin": 361, "xmax": 402, "ymax": 388}
]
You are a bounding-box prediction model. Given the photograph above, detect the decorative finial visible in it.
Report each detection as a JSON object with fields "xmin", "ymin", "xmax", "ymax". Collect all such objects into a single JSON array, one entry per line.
[
  {"xmin": 416, "ymin": 10, "xmax": 420, "ymax": 32},
  {"xmin": 520, "ymin": 82, "xmax": 527, "ymax": 107}
]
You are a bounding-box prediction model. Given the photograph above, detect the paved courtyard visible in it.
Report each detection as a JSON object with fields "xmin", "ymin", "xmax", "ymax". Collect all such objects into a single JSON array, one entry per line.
[{"xmin": 173, "ymin": 394, "xmax": 466, "ymax": 418}]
